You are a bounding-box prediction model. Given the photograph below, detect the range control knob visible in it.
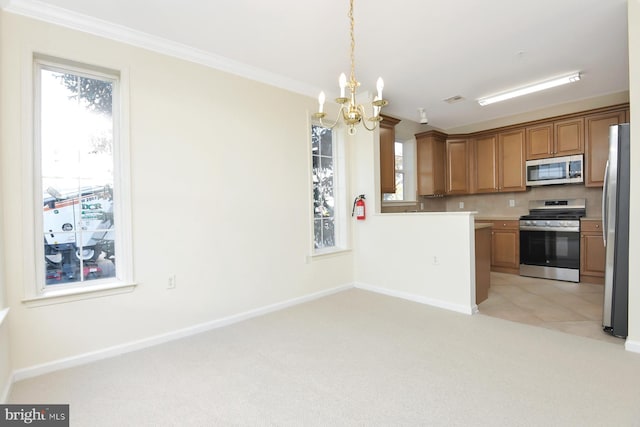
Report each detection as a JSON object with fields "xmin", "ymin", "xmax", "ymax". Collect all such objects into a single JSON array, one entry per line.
[{"xmin": 545, "ymin": 221, "xmax": 552, "ymax": 226}]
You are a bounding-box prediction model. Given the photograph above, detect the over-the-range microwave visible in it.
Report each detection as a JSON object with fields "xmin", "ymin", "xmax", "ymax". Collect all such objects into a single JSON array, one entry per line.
[{"xmin": 525, "ymin": 154, "xmax": 584, "ymax": 186}]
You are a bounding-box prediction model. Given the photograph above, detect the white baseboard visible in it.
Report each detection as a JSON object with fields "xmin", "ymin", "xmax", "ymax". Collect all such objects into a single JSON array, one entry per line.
[
  {"xmin": 12, "ymin": 283, "xmax": 354, "ymax": 382},
  {"xmin": 354, "ymin": 282, "xmax": 475, "ymax": 315},
  {"xmin": 625, "ymin": 339, "xmax": 640, "ymax": 353}
]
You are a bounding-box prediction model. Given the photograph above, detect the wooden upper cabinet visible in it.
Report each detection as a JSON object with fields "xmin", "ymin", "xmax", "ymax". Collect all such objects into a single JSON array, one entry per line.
[
  {"xmin": 554, "ymin": 117, "xmax": 584, "ymax": 156},
  {"xmin": 473, "ymin": 130, "xmax": 525, "ymax": 193},
  {"xmin": 525, "ymin": 123, "xmax": 553, "ymax": 160},
  {"xmin": 498, "ymin": 129, "xmax": 526, "ymax": 192},
  {"xmin": 473, "ymin": 134, "xmax": 498, "ymax": 193},
  {"xmin": 525, "ymin": 119, "xmax": 583, "ymax": 160},
  {"xmin": 445, "ymin": 138, "xmax": 470, "ymax": 194},
  {"xmin": 416, "ymin": 131, "xmax": 446, "ymax": 196},
  {"xmin": 584, "ymin": 110, "xmax": 626, "ymax": 187},
  {"xmin": 379, "ymin": 115, "xmax": 401, "ymax": 194}
]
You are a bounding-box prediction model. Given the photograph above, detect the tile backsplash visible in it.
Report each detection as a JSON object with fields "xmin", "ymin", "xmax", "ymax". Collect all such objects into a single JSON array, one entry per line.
[{"xmin": 432, "ymin": 184, "xmax": 603, "ymax": 218}]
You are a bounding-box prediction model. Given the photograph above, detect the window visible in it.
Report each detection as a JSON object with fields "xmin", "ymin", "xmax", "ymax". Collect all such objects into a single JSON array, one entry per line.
[
  {"xmin": 384, "ymin": 141, "xmax": 405, "ymax": 200},
  {"xmin": 311, "ymin": 124, "xmax": 346, "ymax": 253},
  {"xmin": 34, "ymin": 56, "xmax": 131, "ymax": 293},
  {"xmin": 382, "ymin": 140, "xmax": 416, "ymax": 202},
  {"xmin": 312, "ymin": 125, "xmax": 335, "ymax": 250}
]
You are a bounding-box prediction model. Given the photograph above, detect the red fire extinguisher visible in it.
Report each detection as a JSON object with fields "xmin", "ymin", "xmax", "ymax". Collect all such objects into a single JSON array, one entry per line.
[{"xmin": 352, "ymin": 194, "xmax": 366, "ymax": 220}]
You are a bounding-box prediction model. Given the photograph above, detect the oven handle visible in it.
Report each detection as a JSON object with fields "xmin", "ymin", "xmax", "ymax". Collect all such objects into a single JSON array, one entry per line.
[
  {"xmin": 601, "ymin": 160, "xmax": 609, "ymax": 245},
  {"xmin": 519, "ymin": 226, "xmax": 580, "ymax": 232}
]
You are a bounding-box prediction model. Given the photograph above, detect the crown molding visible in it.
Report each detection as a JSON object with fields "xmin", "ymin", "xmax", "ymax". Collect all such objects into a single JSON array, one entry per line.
[{"xmin": 1, "ymin": 0, "xmax": 319, "ymax": 98}]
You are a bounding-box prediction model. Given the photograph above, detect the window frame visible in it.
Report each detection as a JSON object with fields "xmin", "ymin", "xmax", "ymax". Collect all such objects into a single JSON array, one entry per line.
[
  {"xmin": 310, "ymin": 121, "xmax": 348, "ymax": 256},
  {"xmin": 26, "ymin": 54, "xmax": 135, "ymax": 304}
]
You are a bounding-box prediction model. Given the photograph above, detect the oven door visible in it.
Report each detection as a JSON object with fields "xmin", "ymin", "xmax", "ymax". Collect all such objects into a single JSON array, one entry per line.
[{"xmin": 519, "ymin": 229, "xmax": 580, "ymax": 269}]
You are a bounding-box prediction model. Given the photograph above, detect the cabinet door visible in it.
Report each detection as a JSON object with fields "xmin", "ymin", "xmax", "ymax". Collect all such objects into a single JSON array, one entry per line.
[
  {"xmin": 554, "ymin": 118, "xmax": 584, "ymax": 156},
  {"xmin": 445, "ymin": 139, "xmax": 469, "ymax": 194},
  {"xmin": 498, "ymin": 129, "xmax": 526, "ymax": 192},
  {"xmin": 525, "ymin": 123, "xmax": 553, "ymax": 160},
  {"xmin": 379, "ymin": 125, "xmax": 396, "ymax": 194},
  {"xmin": 581, "ymin": 234, "xmax": 605, "ymax": 275},
  {"xmin": 580, "ymin": 220, "xmax": 605, "ymax": 283},
  {"xmin": 416, "ymin": 134, "xmax": 445, "ymax": 196},
  {"xmin": 492, "ymin": 230, "xmax": 519, "ymax": 269},
  {"xmin": 473, "ymin": 135, "xmax": 498, "ymax": 193},
  {"xmin": 584, "ymin": 111, "xmax": 626, "ymax": 187}
]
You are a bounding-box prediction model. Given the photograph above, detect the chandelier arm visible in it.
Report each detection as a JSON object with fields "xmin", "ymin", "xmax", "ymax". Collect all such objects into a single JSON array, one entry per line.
[
  {"xmin": 317, "ymin": 104, "xmax": 346, "ymax": 130},
  {"xmin": 361, "ymin": 118, "xmax": 379, "ymax": 132},
  {"xmin": 358, "ymin": 105, "xmax": 379, "ymax": 131}
]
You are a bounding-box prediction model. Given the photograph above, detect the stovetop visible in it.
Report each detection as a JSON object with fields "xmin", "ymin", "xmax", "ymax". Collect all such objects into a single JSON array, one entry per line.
[
  {"xmin": 520, "ymin": 198, "xmax": 586, "ymax": 220},
  {"xmin": 520, "ymin": 211, "xmax": 585, "ymax": 220}
]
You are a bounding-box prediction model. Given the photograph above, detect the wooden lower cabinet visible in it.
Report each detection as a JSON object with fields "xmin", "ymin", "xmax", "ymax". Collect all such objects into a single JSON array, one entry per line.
[
  {"xmin": 477, "ymin": 220, "xmax": 520, "ymax": 275},
  {"xmin": 580, "ymin": 219, "xmax": 605, "ymax": 284}
]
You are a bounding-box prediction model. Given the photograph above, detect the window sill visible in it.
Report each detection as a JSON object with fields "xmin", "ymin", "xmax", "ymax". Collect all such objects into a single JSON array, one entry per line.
[
  {"xmin": 22, "ymin": 281, "xmax": 138, "ymax": 308},
  {"xmin": 306, "ymin": 248, "xmax": 352, "ymax": 263}
]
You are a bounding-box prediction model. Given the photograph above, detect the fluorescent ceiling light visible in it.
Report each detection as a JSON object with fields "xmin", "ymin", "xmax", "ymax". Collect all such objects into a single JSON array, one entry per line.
[{"xmin": 477, "ymin": 72, "xmax": 581, "ymax": 106}]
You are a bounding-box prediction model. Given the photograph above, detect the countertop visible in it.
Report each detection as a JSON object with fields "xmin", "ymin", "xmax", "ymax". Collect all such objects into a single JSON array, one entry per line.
[
  {"xmin": 474, "ymin": 216, "xmax": 520, "ymax": 221},
  {"xmin": 475, "ymin": 223, "xmax": 492, "ymax": 230}
]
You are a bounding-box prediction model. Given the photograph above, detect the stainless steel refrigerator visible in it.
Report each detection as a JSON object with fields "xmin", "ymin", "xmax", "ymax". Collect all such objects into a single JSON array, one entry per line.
[{"xmin": 602, "ymin": 123, "xmax": 630, "ymax": 338}]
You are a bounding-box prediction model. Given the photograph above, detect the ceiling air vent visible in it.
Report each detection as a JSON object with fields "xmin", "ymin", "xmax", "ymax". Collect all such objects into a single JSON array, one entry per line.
[{"xmin": 443, "ymin": 95, "xmax": 465, "ymax": 104}]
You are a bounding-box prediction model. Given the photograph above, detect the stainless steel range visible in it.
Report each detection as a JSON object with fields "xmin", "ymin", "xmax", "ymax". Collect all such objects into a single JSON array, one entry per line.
[{"xmin": 519, "ymin": 199, "xmax": 586, "ymax": 282}]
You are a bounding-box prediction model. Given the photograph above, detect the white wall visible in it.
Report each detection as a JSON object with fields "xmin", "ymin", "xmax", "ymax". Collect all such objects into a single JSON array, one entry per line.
[
  {"xmin": 0, "ymin": 12, "xmax": 354, "ymax": 371},
  {"xmin": 350, "ymin": 120, "xmax": 476, "ymax": 314},
  {"xmin": 354, "ymin": 212, "xmax": 476, "ymax": 314},
  {"xmin": 0, "ymin": 10, "xmax": 12, "ymax": 403},
  {"xmin": 626, "ymin": 0, "xmax": 640, "ymax": 350}
]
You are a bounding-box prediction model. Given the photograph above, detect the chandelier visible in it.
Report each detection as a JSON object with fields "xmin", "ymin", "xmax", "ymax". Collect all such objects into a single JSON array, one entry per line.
[{"xmin": 313, "ymin": 0, "xmax": 388, "ymax": 135}]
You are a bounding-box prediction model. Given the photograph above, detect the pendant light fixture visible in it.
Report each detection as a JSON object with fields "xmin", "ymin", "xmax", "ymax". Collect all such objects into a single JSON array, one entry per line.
[{"xmin": 313, "ymin": 0, "xmax": 388, "ymax": 135}]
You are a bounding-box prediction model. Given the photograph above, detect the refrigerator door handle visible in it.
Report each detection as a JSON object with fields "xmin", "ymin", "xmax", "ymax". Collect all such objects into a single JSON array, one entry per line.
[{"xmin": 602, "ymin": 160, "xmax": 609, "ymax": 245}]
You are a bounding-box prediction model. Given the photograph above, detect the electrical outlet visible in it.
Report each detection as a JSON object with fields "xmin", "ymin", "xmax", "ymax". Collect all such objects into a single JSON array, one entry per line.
[
  {"xmin": 167, "ymin": 274, "xmax": 176, "ymax": 289},
  {"xmin": 432, "ymin": 256, "xmax": 439, "ymax": 265},
  {"xmin": 459, "ymin": 202, "xmax": 464, "ymax": 209},
  {"xmin": 509, "ymin": 199, "xmax": 516, "ymax": 207}
]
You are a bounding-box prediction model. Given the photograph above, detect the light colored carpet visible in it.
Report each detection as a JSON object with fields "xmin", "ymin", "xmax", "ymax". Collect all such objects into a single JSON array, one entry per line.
[{"xmin": 8, "ymin": 289, "xmax": 640, "ymax": 426}]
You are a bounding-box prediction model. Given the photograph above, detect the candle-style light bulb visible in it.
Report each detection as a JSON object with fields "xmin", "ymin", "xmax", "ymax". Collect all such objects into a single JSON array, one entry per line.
[
  {"xmin": 318, "ymin": 91, "xmax": 326, "ymax": 113},
  {"xmin": 376, "ymin": 77, "xmax": 384, "ymax": 99},
  {"xmin": 339, "ymin": 73, "xmax": 347, "ymax": 98}
]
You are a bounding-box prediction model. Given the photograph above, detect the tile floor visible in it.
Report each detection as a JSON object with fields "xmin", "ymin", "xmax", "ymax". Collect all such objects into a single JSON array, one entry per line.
[{"xmin": 478, "ymin": 272, "xmax": 623, "ymax": 345}]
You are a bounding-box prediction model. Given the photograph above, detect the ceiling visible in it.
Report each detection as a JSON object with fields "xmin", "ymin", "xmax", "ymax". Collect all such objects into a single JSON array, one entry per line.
[{"xmin": 3, "ymin": 0, "xmax": 630, "ymax": 131}]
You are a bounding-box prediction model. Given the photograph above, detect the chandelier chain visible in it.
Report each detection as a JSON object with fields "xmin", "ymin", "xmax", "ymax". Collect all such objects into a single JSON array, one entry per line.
[{"xmin": 349, "ymin": 0, "xmax": 356, "ymax": 85}]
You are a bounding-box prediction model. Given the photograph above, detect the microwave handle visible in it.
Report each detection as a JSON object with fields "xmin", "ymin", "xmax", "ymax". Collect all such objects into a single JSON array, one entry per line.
[{"xmin": 601, "ymin": 160, "xmax": 609, "ymax": 245}]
